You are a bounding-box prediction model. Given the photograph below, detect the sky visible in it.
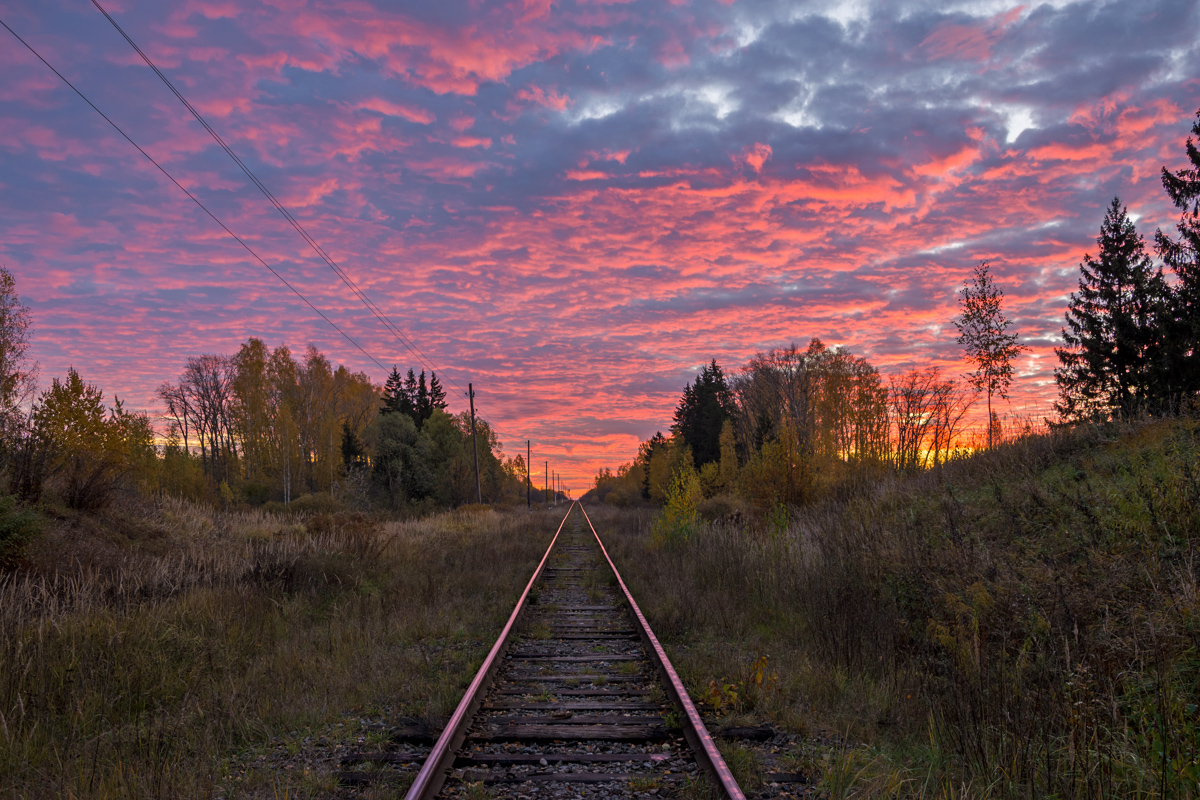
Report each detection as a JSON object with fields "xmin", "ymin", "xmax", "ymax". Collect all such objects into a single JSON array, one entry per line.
[{"xmin": 2, "ymin": 0, "xmax": 1199, "ymax": 490}]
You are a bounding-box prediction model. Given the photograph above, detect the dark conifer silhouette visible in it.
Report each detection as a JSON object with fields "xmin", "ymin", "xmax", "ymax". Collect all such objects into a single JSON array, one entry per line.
[
  {"xmin": 672, "ymin": 360, "xmax": 735, "ymax": 469},
  {"xmin": 429, "ymin": 372, "xmax": 448, "ymax": 414},
  {"xmin": 1055, "ymin": 198, "xmax": 1170, "ymax": 420},
  {"xmin": 340, "ymin": 420, "xmax": 366, "ymax": 469},
  {"xmin": 1156, "ymin": 107, "xmax": 1200, "ymax": 398},
  {"xmin": 415, "ymin": 370, "xmax": 431, "ymax": 426},
  {"xmin": 380, "ymin": 367, "xmax": 412, "ymax": 417}
]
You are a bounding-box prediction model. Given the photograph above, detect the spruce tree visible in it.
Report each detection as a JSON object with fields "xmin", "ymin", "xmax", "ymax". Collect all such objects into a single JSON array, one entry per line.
[
  {"xmin": 1155, "ymin": 107, "xmax": 1200, "ymax": 398},
  {"xmin": 428, "ymin": 372, "xmax": 448, "ymax": 413},
  {"xmin": 340, "ymin": 420, "xmax": 365, "ymax": 469},
  {"xmin": 403, "ymin": 369, "xmax": 419, "ymax": 421},
  {"xmin": 415, "ymin": 370, "xmax": 431, "ymax": 426},
  {"xmin": 381, "ymin": 367, "xmax": 407, "ymax": 415},
  {"xmin": 1055, "ymin": 198, "xmax": 1170, "ymax": 421},
  {"xmin": 672, "ymin": 360, "xmax": 735, "ymax": 469}
]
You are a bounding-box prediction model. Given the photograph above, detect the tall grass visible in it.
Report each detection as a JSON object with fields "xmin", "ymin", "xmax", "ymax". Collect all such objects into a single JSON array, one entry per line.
[
  {"xmin": 0, "ymin": 498, "xmax": 560, "ymax": 798},
  {"xmin": 598, "ymin": 416, "xmax": 1200, "ymax": 798}
]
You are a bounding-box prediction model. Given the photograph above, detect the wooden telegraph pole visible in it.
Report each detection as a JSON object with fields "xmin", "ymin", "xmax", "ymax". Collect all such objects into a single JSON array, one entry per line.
[
  {"xmin": 526, "ymin": 440, "xmax": 531, "ymax": 509},
  {"xmin": 468, "ymin": 383, "xmax": 481, "ymax": 504},
  {"xmin": 544, "ymin": 461, "xmax": 548, "ymax": 506}
]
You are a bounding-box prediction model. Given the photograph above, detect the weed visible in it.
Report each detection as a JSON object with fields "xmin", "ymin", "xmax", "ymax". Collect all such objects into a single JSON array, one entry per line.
[
  {"xmin": 718, "ymin": 742, "xmax": 763, "ymax": 792},
  {"xmin": 628, "ymin": 775, "xmax": 660, "ymax": 793},
  {"xmin": 462, "ymin": 780, "xmax": 492, "ymax": 800}
]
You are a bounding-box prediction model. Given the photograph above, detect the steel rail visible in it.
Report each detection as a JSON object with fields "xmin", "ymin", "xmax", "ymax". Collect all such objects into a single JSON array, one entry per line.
[
  {"xmin": 579, "ymin": 504, "xmax": 747, "ymax": 800},
  {"xmin": 404, "ymin": 505, "xmax": 575, "ymax": 800}
]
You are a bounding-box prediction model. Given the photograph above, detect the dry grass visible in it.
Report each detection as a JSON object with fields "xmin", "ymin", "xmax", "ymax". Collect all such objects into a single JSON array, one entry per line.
[
  {"xmin": 0, "ymin": 497, "xmax": 562, "ymax": 798},
  {"xmin": 597, "ymin": 416, "xmax": 1200, "ymax": 799}
]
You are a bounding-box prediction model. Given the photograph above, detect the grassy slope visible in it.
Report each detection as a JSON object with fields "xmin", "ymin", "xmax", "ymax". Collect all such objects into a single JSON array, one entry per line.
[
  {"xmin": 0, "ymin": 501, "xmax": 564, "ymax": 799},
  {"xmin": 599, "ymin": 417, "xmax": 1200, "ymax": 799}
]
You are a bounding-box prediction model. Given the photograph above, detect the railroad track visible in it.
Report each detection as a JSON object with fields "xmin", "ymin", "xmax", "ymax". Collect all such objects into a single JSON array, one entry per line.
[{"xmin": 402, "ymin": 502, "xmax": 746, "ymax": 800}]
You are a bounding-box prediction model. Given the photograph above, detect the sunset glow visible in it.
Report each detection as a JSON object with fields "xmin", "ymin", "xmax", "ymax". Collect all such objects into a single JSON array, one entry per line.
[{"xmin": 3, "ymin": 0, "xmax": 1198, "ymax": 489}]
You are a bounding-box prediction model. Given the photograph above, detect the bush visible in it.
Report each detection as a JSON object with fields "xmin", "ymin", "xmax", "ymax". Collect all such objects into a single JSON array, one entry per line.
[
  {"xmin": 650, "ymin": 467, "xmax": 702, "ymax": 547},
  {"xmin": 31, "ymin": 369, "xmax": 156, "ymax": 510},
  {"xmin": 261, "ymin": 491, "xmax": 346, "ymax": 517},
  {"xmin": 0, "ymin": 494, "xmax": 41, "ymax": 567}
]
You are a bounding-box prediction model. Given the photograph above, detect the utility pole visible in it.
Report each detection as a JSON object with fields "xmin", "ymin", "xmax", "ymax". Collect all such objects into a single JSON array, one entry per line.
[
  {"xmin": 526, "ymin": 440, "xmax": 531, "ymax": 509},
  {"xmin": 468, "ymin": 383, "xmax": 481, "ymax": 504},
  {"xmin": 544, "ymin": 461, "xmax": 548, "ymax": 506}
]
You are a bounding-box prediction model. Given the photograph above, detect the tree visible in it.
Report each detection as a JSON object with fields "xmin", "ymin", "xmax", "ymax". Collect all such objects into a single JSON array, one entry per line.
[
  {"xmin": 672, "ymin": 360, "xmax": 735, "ymax": 470},
  {"xmin": 178, "ymin": 354, "xmax": 237, "ymax": 481},
  {"xmin": 381, "ymin": 367, "xmax": 413, "ymax": 417},
  {"xmin": 718, "ymin": 419, "xmax": 738, "ymax": 486},
  {"xmin": 1055, "ymin": 199, "xmax": 1171, "ymax": 421},
  {"xmin": 954, "ymin": 261, "xmax": 1028, "ymax": 447},
  {"xmin": 232, "ymin": 338, "xmax": 272, "ymax": 483},
  {"xmin": 0, "ymin": 267, "xmax": 37, "ymax": 446},
  {"xmin": 368, "ymin": 412, "xmax": 431, "ymax": 508},
  {"xmin": 635, "ymin": 432, "xmax": 668, "ymax": 499},
  {"xmin": 33, "ymin": 368, "xmax": 154, "ymax": 509},
  {"xmin": 1156, "ymin": 106, "xmax": 1200, "ymax": 398},
  {"xmin": 415, "ymin": 370, "xmax": 431, "ymax": 425},
  {"xmin": 428, "ymin": 372, "xmax": 448, "ymax": 414}
]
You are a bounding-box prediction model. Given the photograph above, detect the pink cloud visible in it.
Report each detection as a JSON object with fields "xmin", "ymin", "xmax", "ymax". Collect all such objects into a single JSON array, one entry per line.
[
  {"xmin": 356, "ymin": 98, "xmax": 436, "ymax": 125},
  {"xmin": 919, "ymin": 6, "xmax": 1024, "ymax": 62}
]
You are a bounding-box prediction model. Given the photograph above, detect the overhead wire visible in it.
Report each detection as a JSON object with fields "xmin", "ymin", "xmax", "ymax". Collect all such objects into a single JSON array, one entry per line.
[
  {"xmin": 87, "ymin": 0, "xmax": 509, "ymax": 440},
  {"xmin": 3, "ymin": 12, "xmax": 514, "ymax": 445},
  {"xmin": 0, "ymin": 16, "xmax": 390, "ymax": 376}
]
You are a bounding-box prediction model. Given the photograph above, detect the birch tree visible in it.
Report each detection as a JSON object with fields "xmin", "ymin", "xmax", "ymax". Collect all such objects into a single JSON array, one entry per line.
[{"xmin": 954, "ymin": 261, "xmax": 1027, "ymax": 447}]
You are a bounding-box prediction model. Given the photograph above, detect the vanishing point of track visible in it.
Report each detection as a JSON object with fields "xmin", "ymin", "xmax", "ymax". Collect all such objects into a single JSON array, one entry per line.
[{"xmin": 403, "ymin": 502, "xmax": 746, "ymax": 800}]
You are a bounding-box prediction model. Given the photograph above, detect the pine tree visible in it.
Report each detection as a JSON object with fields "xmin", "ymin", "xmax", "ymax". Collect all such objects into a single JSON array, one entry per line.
[
  {"xmin": 1055, "ymin": 198, "xmax": 1170, "ymax": 421},
  {"xmin": 1155, "ymin": 106, "xmax": 1200, "ymax": 398},
  {"xmin": 953, "ymin": 261, "xmax": 1027, "ymax": 448},
  {"xmin": 428, "ymin": 372, "xmax": 448, "ymax": 413},
  {"xmin": 672, "ymin": 360, "xmax": 735, "ymax": 469}
]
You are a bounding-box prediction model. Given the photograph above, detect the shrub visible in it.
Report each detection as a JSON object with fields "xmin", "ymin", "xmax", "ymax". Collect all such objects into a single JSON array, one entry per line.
[
  {"xmin": 651, "ymin": 466, "xmax": 702, "ymax": 547},
  {"xmin": 31, "ymin": 369, "xmax": 156, "ymax": 510},
  {"xmin": 0, "ymin": 494, "xmax": 41, "ymax": 567}
]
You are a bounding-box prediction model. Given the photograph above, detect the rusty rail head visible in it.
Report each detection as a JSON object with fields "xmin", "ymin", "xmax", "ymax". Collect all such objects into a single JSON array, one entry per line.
[
  {"xmin": 578, "ymin": 504, "xmax": 747, "ymax": 800},
  {"xmin": 404, "ymin": 505, "xmax": 576, "ymax": 800}
]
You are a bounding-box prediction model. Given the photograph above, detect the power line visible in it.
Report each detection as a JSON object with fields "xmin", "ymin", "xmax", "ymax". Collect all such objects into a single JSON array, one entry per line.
[
  {"xmin": 89, "ymin": 0, "xmax": 464, "ymax": 398},
  {"xmin": 87, "ymin": 0, "xmax": 512, "ymax": 442},
  {"xmin": 0, "ymin": 16, "xmax": 393, "ymax": 376}
]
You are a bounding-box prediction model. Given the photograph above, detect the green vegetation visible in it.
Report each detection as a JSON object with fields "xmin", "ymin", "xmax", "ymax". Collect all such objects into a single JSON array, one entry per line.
[
  {"xmin": 0, "ymin": 499, "xmax": 561, "ymax": 798},
  {"xmin": 600, "ymin": 415, "xmax": 1200, "ymax": 798}
]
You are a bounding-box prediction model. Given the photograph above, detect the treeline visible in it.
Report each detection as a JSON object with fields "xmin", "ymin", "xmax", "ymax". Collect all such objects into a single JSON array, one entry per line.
[
  {"xmin": 0, "ymin": 272, "xmax": 533, "ymax": 518},
  {"xmin": 592, "ymin": 341, "xmax": 980, "ymax": 513},
  {"xmin": 154, "ymin": 348, "xmax": 533, "ymax": 510},
  {"xmin": 595, "ymin": 106, "xmax": 1200, "ymax": 517}
]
